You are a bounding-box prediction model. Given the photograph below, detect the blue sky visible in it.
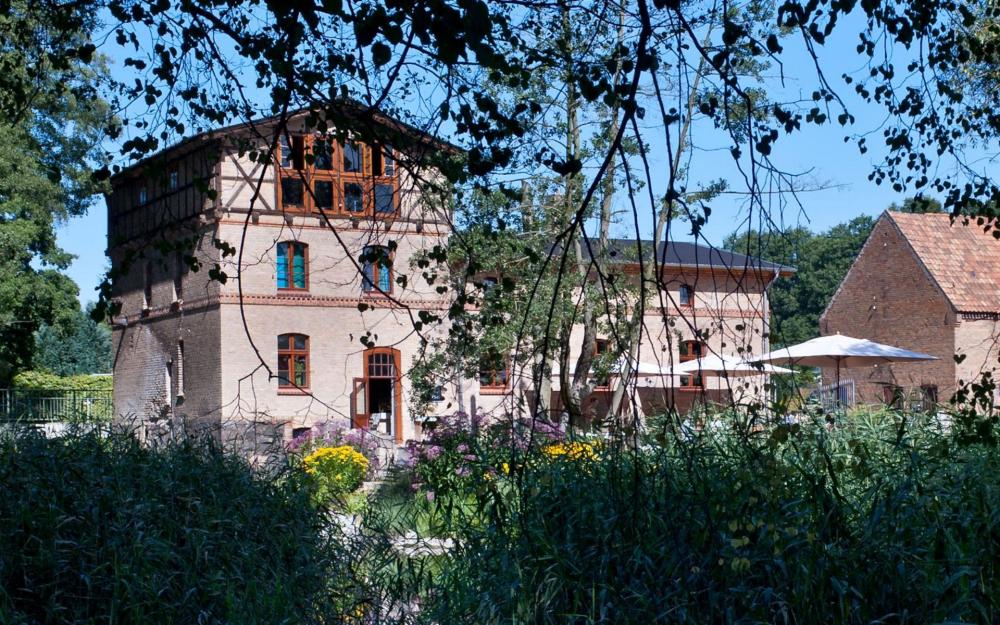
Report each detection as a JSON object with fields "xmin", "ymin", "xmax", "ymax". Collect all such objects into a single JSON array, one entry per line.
[{"xmin": 56, "ymin": 11, "xmax": 971, "ymax": 305}]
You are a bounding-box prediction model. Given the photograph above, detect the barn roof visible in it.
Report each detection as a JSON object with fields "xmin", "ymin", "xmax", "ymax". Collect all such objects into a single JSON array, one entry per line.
[{"xmin": 888, "ymin": 211, "xmax": 1000, "ymax": 313}]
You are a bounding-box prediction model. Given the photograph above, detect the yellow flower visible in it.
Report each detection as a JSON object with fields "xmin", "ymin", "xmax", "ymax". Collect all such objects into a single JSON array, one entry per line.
[
  {"xmin": 302, "ymin": 445, "xmax": 369, "ymax": 475},
  {"xmin": 542, "ymin": 441, "xmax": 599, "ymax": 461}
]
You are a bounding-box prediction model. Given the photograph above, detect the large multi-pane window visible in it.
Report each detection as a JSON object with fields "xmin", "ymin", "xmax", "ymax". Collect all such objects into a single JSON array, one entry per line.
[
  {"xmin": 276, "ymin": 134, "xmax": 398, "ymax": 216},
  {"xmin": 277, "ymin": 334, "xmax": 309, "ymax": 389},
  {"xmin": 361, "ymin": 245, "xmax": 392, "ymax": 294},
  {"xmin": 276, "ymin": 241, "xmax": 308, "ymax": 290}
]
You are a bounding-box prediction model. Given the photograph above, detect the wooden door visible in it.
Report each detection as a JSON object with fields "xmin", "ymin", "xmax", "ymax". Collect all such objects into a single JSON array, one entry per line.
[{"xmin": 351, "ymin": 378, "xmax": 369, "ymax": 429}]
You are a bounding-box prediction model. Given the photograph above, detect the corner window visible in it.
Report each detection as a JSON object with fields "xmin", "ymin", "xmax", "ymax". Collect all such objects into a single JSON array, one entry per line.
[
  {"xmin": 277, "ymin": 333, "xmax": 309, "ymax": 389},
  {"xmin": 277, "ymin": 241, "xmax": 308, "ymax": 290},
  {"xmin": 679, "ymin": 284, "xmax": 694, "ymax": 306},
  {"xmin": 361, "ymin": 245, "xmax": 392, "ymax": 294},
  {"xmin": 479, "ymin": 353, "xmax": 509, "ymax": 390}
]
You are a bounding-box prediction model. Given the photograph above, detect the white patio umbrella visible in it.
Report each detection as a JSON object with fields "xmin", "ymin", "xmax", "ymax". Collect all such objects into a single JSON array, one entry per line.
[
  {"xmin": 670, "ymin": 354, "xmax": 793, "ymax": 377},
  {"xmin": 758, "ymin": 334, "xmax": 938, "ymax": 402}
]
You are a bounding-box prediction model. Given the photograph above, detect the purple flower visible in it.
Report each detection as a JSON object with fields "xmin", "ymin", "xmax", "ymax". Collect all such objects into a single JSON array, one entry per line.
[
  {"xmin": 425, "ymin": 445, "xmax": 443, "ymax": 460},
  {"xmin": 426, "ymin": 490, "xmax": 436, "ymax": 502},
  {"xmin": 455, "ymin": 467, "xmax": 470, "ymax": 477},
  {"xmin": 463, "ymin": 454, "xmax": 478, "ymax": 462},
  {"xmin": 457, "ymin": 443, "xmax": 469, "ymax": 453},
  {"xmin": 411, "ymin": 481, "xmax": 424, "ymax": 492}
]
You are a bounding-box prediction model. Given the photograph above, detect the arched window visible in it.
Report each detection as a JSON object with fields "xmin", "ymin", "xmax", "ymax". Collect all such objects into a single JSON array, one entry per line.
[
  {"xmin": 277, "ymin": 334, "xmax": 309, "ymax": 389},
  {"xmin": 361, "ymin": 245, "xmax": 392, "ymax": 294},
  {"xmin": 276, "ymin": 241, "xmax": 308, "ymax": 290}
]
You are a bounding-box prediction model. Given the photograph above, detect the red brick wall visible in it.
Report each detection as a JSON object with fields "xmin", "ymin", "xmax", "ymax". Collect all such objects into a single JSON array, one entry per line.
[{"xmin": 819, "ymin": 215, "xmax": 957, "ymax": 403}]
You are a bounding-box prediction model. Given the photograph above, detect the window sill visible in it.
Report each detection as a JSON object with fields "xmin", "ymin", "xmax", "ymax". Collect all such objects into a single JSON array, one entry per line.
[
  {"xmin": 480, "ymin": 387, "xmax": 510, "ymax": 396},
  {"xmin": 277, "ymin": 289, "xmax": 310, "ymax": 297},
  {"xmin": 278, "ymin": 388, "xmax": 312, "ymax": 396}
]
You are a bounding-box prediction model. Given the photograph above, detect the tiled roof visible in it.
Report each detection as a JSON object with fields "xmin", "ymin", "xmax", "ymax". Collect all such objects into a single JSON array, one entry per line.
[{"xmin": 888, "ymin": 211, "xmax": 1000, "ymax": 313}]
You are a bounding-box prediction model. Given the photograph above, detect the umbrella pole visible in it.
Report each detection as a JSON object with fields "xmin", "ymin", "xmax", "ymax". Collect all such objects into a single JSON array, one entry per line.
[{"xmin": 835, "ymin": 358, "xmax": 842, "ymax": 410}]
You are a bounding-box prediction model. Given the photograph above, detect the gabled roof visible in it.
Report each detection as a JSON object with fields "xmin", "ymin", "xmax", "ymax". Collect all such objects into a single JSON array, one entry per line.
[
  {"xmin": 887, "ymin": 211, "xmax": 1000, "ymax": 313},
  {"xmin": 110, "ymin": 101, "xmax": 462, "ymax": 183},
  {"xmin": 582, "ymin": 238, "xmax": 795, "ymax": 276}
]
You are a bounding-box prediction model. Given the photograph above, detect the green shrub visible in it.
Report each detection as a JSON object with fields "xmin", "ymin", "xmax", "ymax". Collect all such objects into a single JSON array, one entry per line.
[
  {"xmin": 302, "ymin": 444, "xmax": 369, "ymax": 507},
  {"xmin": 11, "ymin": 370, "xmax": 112, "ymax": 392},
  {"xmin": 0, "ymin": 430, "xmax": 347, "ymax": 624}
]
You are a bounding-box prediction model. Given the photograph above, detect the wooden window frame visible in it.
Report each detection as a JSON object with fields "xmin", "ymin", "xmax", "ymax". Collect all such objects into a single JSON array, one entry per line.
[
  {"xmin": 479, "ymin": 353, "xmax": 510, "ymax": 394},
  {"xmin": 678, "ymin": 339, "xmax": 705, "ymax": 389},
  {"xmin": 276, "ymin": 241, "xmax": 309, "ymax": 292},
  {"xmin": 361, "ymin": 245, "xmax": 393, "ymax": 295},
  {"xmin": 277, "ymin": 333, "xmax": 310, "ymax": 392},
  {"xmin": 275, "ymin": 133, "xmax": 399, "ymax": 218}
]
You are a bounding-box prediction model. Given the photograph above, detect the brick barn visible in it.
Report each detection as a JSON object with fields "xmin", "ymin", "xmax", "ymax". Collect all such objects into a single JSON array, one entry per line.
[{"xmin": 820, "ymin": 210, "xmax": 1000, "ymax": 407}]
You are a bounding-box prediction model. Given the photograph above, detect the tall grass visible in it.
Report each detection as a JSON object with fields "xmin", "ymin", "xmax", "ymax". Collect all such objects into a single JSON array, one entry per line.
[
  {"xmin": 421, "ymin": 412, "xmax": 1000, "ymax": 624},
  {"xmin": 0, "ymin": 429, "xmax": 349, "ymax": 624}
]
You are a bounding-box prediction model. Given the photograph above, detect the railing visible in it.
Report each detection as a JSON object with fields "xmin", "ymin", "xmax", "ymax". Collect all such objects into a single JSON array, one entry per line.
[
  {"xmin": 0, "ymin": 389, "xmax": 113, "ymax": 423},
  {"xmin": 811, "ymin": 379, "xmax": 855, "ymax": 410}
]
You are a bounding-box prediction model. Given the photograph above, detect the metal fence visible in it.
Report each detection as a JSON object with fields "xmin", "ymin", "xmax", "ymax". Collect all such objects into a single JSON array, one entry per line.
[
  {"xmin": 0, "ymin": 389, "xmax": 113, "ymax": 423},
  {"xmin": 811, "ymin": 379, "xmax": 856, "ymax": 410}
]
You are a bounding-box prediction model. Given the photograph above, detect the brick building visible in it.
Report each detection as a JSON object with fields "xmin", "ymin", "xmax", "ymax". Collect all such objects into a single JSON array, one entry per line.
[
  {"xmin": 820, "ymin": 211, "xmax": 1000, "ymax": 406},
  {"xmin": 106, "ymin": 110, "xmax": 791, "ymax": 455}
]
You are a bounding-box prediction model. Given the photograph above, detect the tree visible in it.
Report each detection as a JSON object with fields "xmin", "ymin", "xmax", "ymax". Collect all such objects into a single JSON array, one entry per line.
[
  {"xmin": 0, "ymin": 1, "xmax": 109, "ymax": 383},
  {"xmin": 724, "ymin": 215, "xmax": 875, "ymax": 347},
  {"xmin": 888, "ymin": 196, "xmax": 944, "ymax": 214},
  {"xmin": 34, "ymin": 304, "xmax": 112, "ymax": 376}
]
